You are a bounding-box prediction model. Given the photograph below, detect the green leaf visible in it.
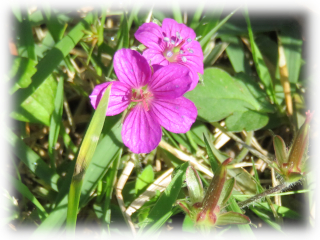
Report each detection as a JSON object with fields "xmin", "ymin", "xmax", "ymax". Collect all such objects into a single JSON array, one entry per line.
[
  {"xmin": 182, "ymin": 214, "xmax": 197, "ymax": 233},
  {"xmin": 186, "ymin": 68, "xmax": 274, "ymax": 132},
  {"xmin": 11, "ymin": 74, "xmax": 57, "ymax": 125},
  {"xmin": 44, "ymin": 8, "xmax": 68, "ymax": 42},
  {"xmin": 10, "ymin": 176, "xmax": 48, "ymax": 220},
  {"xmin": 135, "ymin": 165, "xmax": 155, "ymax": 196},
  {"xmin": 221, "ymin": 35, "xmax": 252, "ymax": 74},
  {"xmin": 201, "ymin": 158, "xmax": 232, "ymax": 213},
  {"xmin": 139, "ymin": 162, "xmax": 189, "ymax": 232},
  {"xmin": 216, "ymin": 211, "xmax": 250, "ymax": 225},
  {"xmin": 5, "ymin": 128, "xmax": 59, "ymax": 191},
  {"xmin": 185, "ymin": 166, "xmax": 204, "ymax": 204},
  {"xmin": 66, "ymin": 84, "xmax": 112, "ymax": 231},
  {"xmin": 218, "ymin": 177, "xmax": 235, "ymax": 207},
  {"xmin": 278, "ymin": 26, "xmax": 302, "ymax": 83},
  {"xmin": 172, "ymin": 2, "xmax": 183, "ymax": 23},
  {"xmin": 102, "ymin": 150, "xmax": 122, "ymax": 224},
  {"xmin": 227, "ymin": 196, "xmax": 255, "ymax": 237},
  {"xmin": 48, "ymin": 77, "xmax": 64, "ymax": 167},
  {"xmin": 199, "ymin": 8, "xmax": 238, "ymax": 48},
  {"xmin": 244, "ymin": 9, "xmax": 276, "ymax": 104},
  {"xmin": 204, "ymin": 42, "xmax": 229, "ymax": 67},
  {"xmin": 14, "ymin": 12, "xmax": 94, "ymax": 107},
  {"xmin": 15, "ymin": 10, "xmax": 37, "ymax": 61},
  {"xmin": 225, "ymin": 110, "xmax": 269, "ymax": 132},
  {"xmin": 249, "ymin": 206, "xmax": 283, "ymax": 232},
  {"xmin": 8, "ymin": 57, "xmax": 37, "ymax": 94},
  {"xmin": 203, "ymin": 134, "xmax": 220, "ymax": 172},
  {"xmin": 273, "ymin": 135, "xmax": 288, "ymax": 167},
  {"xmin": 33, "ymin": 115, "xmax": 122, "ymax": 233},
  {"xmin": 255, "ymin": 202, "xmax": 300, "ymax": 219},
  {"xmin": 189, "ymin": 1, "xmax": 205, "ymax": 29}
]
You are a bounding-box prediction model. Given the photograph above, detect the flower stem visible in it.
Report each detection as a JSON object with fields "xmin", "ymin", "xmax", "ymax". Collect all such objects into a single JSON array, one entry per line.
[{"xmin": 237, "ymin": 183, "xmax": 287, "ymax": 208}]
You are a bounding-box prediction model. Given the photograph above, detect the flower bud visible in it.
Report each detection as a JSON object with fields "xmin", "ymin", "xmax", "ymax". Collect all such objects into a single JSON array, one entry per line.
[{"xmin": 287, "ymin": 110, "xmax": 313, "ymax": 174}]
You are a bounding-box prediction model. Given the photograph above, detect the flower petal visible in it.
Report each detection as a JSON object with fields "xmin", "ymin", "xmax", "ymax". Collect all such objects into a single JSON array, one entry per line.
[
  {"xmin": 179, "ymin": 41, "xmax": 204, "ymax": 90},
  {"xmin": 150, "ymin": 97, "xmax": 197, "ymax": 133},
  {"xmin": 180, "ymin": 41, "xmax": 204, "ymax": 73},
  {"xmin": 162, "ymin": 18, "xmax": 196, "ymax": 41},
  {"xmin": 122, "ymin": 104, "xmax": 162, "ymax": 154},
  {"xmin": 89, "ymin": 81, "xmax": 131, "ymax": 116},
  {"xmin": 114, "ymin": 49, "xmax": 151, "ymax": 88},
  {"xmin": 148, "ymin": 64, "xmax": 191, "ymax": 99},
  {"xmin": 134, "ymin": 22, "xmax": 165, "ymax": 52},
  {"xmin": 142, "ymin": 48, "xmax": 169, "ymax": 66}
]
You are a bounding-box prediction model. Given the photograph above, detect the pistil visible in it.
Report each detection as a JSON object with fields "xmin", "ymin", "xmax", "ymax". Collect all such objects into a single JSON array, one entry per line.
[{"xmin": 131, "ymin": 88, "xmax": 154, "ymax": 111}]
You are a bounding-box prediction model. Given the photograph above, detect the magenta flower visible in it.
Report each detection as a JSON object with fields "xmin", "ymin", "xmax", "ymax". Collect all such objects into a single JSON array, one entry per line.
[
  {"xmin": 89, "ymin": 49, "xmax": 197, "ymax": 154},
  {"xmin": 134, "ymin": 18, "xmax": 204, "ymax": 91}
]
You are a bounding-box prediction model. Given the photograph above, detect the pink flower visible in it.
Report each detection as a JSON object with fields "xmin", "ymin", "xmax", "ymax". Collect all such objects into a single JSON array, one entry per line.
[
  {"xmin": 134, "ymin": 18, "xmax": 204, "ymax": 91},
  {"xmin": 90, "ymin": 49, "xmax": 197, "ymax": 154}
]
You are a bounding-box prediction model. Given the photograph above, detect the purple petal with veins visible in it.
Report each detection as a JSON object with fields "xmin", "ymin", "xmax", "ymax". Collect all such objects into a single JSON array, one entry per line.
[
  {"xmin": 162, "ymin": 18, "xmax": 196, "ymax": 41},
  {"xmin": 122, "ymin": 104, "xmax": 162, "ymax": 154},
  {"xmin": 89, "ymin": 81, "xmax": 131, "ymax": 116},
  {"xmin": 90, "ymin": 48, "xmax": 198, "ymax": 154},
  {"xmin": 134, "ymin": 18, "xmax": 203, "ymax": 91},
  {"xmin": 134, "ymin": 22, "xmax": 165, "ymax": 51},
  {"xmin": 149, "ymin": 64, "xmax": 191, "ymax": 99},
  {"xmin": 114, "ymin": 49, "xmax": 151, "ymax": 88},
  {"xmin": 150, "ymin": 97, "xmax": 197, "ymax": 133},
  {"xmin": 142, "ymin": 48, "xmax": 169, "ymax": 66}
]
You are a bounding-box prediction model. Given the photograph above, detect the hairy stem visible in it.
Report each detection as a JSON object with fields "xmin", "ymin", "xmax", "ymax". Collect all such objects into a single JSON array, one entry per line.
[{"xmin": 237, "ymin": 183, "xmax": 287, "ymax": 208}]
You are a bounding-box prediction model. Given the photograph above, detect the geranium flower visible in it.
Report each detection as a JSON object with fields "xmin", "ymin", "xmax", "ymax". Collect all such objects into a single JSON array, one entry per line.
[
  {"xmin": 134, "ymin": 18, "xmax": 204, "ymax": 91},
  {"xmin": 90, "ymin": 49, "xmax": 197, "ymax": 154}
]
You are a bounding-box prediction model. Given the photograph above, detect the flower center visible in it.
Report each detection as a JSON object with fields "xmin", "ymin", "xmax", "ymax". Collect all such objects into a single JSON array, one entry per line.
[
  {"xmin": 162, "ymin": 32, "xmax": 193, "ymax": 63},
  {"xmin": 131, "ymin": 86, "xmax": 153, "ymax": 111}
]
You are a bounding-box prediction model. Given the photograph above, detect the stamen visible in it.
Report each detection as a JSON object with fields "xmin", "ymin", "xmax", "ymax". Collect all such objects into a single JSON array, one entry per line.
[
  {"xmin": 179, "ymin": 50, "xmax": 184, "ymax": 54},
  {"xmin": 176, "ymin": 31, "xmax": 181, "ymax": 39},
  {"xmin": 142, "ymin": 99, "xmax": 149, "ymax": 111},
  {"xmin": 163, "ymin": 37, "xmax": 170, "ymax": 42},
  {"xmin": 170, "ymin": 39, "xmax": 175, "ymax": 45},
  {"xmin": 166, "ymin": 51, "xmax": 173, "ymax": 57},
  {"xmin": 187, "ymin": 38, "xmax": 192, "ymax": 43},
  {"xmin": 181, "ymin": 56, "xmax": 187, "ymax": 62}
]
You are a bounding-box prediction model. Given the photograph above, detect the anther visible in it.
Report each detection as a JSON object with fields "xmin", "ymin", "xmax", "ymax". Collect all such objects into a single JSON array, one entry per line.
[
  {"xmin": 163, "ymin": 37, "xmax": 170, "ymax": 42},
  {"xmin": 181, "ymin": 56, "xmax": 187, "ymax": 62},
  {"xmin": 187, "ymin": 38, "xmax": 192, "ymax": 43},
  {"xmin": 179, "ymin": 50, "xmax": 184, "ymax": 54},
  {"xmin": 176, "ymin": 31, "xmax": 181, "ymax": 39}
]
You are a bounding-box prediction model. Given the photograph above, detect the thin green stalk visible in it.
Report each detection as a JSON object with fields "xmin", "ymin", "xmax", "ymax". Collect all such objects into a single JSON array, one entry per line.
[
  {"xmin": 234, "ymin": 131, "xmax": 253, "ymax": 163},
  {"xmin": 237, "ymin": 183, "xmax": 287, "ymax": 209},
  {"xmin": 66, "ymin": 84, "xmax": 112, "ymax": 234},
  {"xmin": 211, "ymin": 122, "xmax": 276, "ymax": 167},
  {"xmin": 199, "ymin": 8, "xmax": 239, "ymax": 47}
]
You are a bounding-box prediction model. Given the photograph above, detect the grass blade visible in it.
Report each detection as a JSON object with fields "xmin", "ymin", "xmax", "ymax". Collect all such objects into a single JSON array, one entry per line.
[
  {"xmin": 15, "ymin": 12, "xmax": 94, "ymax": 104},
  {"xmin": 139, "ymin": 162, "xmax": 188, "ymax": 233},
  {"xmin": 66, "ymin": 84, "xmax": 112, "ymax": 233},
  {"xmin": 227, "ymin": 196, "xmax": 255, "ymax": 238},
  {"xmin": 199, "ymin": 8, "xmax": 238, "ymax": 48},
  {"xmin": 244, "ymin": 8, "xmax": 277, "ymax": 105},
  {"xmin": 5, "ymin": 128, "xmax": 59, "ymax": 191},
  {"xmin": 172, "ymin": 2, "xmax": 183, "ymax": 23},
  {"xmin": 48, "ymin": 76, "xmax": 64, "ymax": 169}
]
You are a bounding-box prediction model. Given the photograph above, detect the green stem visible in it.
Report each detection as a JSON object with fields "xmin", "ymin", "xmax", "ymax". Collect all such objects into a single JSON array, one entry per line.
[
  {"xmin": 234, "ymin": 131, "xmax": 253, "ymax": 163},
  {"xmin": 237, "ymin": 183, "xmax": 287, "ymax": 209},
  {"xmin": 66, "ymin": 179, "xmax": 83, "ymax": 231},
  {"xmin": 211, "ymin": 122, "xmax": 277, "ymax": 168}
]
